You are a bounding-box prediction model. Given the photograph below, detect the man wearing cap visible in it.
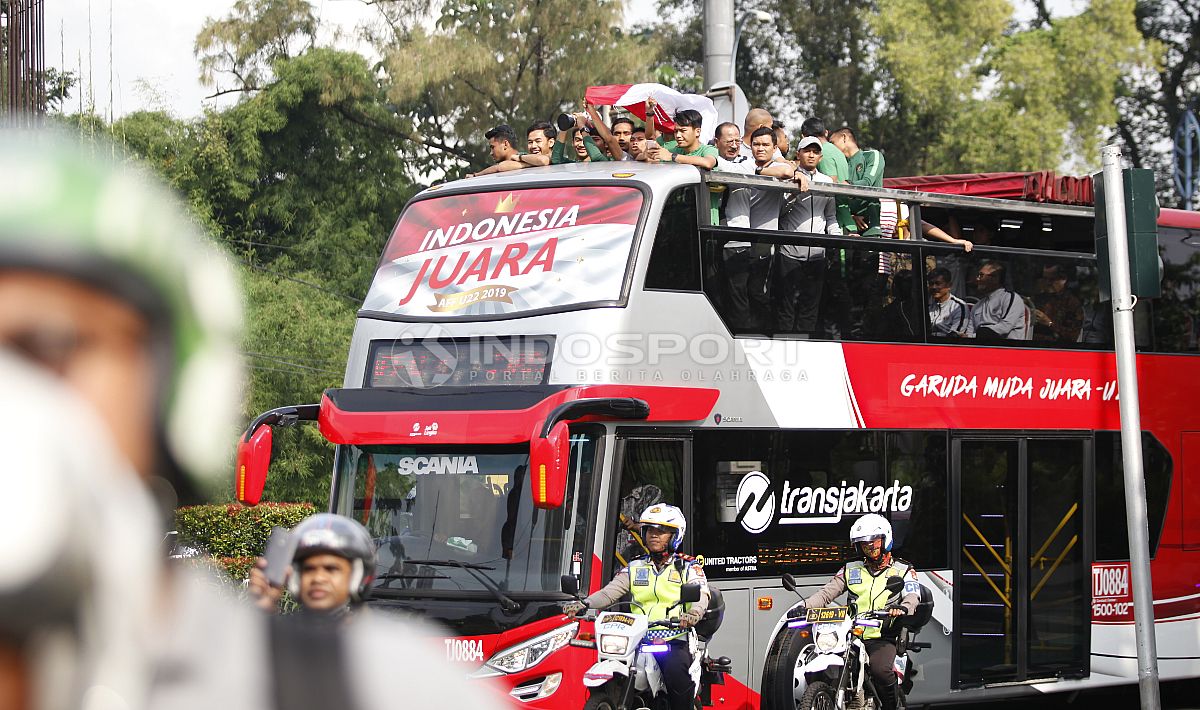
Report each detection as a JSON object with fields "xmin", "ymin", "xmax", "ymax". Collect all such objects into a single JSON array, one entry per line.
[{"xmin": 776, "ymin": 136, "xmax": 841, "ymax": 334}]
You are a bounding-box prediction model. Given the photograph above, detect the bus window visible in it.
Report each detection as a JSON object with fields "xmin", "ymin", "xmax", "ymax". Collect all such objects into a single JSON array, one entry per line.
[
  {"xmin": 611, "ymin": 439, "xmax": 686, "ymax": 573},
  {"xmin": 1094, "ymin": 432, "xmax": 1172, "ymax": 560},
  {"xmin": 644, "ymin": 187, "xmax": 701, "ymax": 291},
  {"xmin": 888, "ymin": 432, "xmax": 949, "ymax": 569},
  {"xmin": 1151, "ymin": 225, "xmax": 1200, "ymax": 352},
  {"xmin": 692, "ymin": 430, "xmax": 946, "ymax": 580}
]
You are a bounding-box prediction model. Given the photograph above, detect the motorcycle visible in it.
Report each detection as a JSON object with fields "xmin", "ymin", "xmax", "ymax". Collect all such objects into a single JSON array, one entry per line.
[
  {"xmin": 760, "ymin": 574, "xmax": 933, "ymax": 710},
  {"xmin": 560, "ymin": 575, "xmax": 732, "ymax": 710}
]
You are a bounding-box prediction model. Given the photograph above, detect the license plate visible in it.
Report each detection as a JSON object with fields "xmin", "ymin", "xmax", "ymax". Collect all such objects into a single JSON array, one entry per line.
[{"xmin": 806, "ymin": 606, "xmax": 849, "ymax": 623}]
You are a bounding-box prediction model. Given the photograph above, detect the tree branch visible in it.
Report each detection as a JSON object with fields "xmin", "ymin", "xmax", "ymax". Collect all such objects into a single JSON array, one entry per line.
[
  {"xmin": 333, "ymin": 104, "xmax": 476, "ymax": 163},
  {"xmin": 1029, "ymin": 0, "xmax": 1052, "ymax": 28},
  {"xmin": 204, "ymin": 85, "xmax": 262, "ymax": 99}
]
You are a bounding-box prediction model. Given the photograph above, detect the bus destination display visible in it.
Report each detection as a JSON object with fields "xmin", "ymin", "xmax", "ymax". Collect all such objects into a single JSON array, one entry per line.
[{"xmin": 367, "ymin": 336, "xmax": 552, "ymax": 388}]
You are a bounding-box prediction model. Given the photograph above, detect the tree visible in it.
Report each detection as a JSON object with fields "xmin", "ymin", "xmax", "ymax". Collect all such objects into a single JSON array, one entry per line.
[
  {"xmin": 195, "ymin": 0, "xmax": 317, "ymax": 95},
  {"xmin": 377, "ymin": 0, "xmax": 657, "ymax": 173},
  {"xmin": 1117, "ymin": 0, "xmax": 1200, "ymax": 205}
]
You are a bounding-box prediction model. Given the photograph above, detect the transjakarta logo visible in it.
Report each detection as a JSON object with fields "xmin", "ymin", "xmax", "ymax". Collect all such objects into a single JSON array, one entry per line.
[
  {"xmin": 395, "ymin": 455, "xmax": 480, "ymax": 476},
  {"xmin": 734, "ymin": 471, "xmax": 913, "ymax": 532}
]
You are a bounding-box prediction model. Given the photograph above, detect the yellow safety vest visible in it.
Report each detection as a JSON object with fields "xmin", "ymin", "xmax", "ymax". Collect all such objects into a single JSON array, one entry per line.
[
  {"xmin": 629, "ymin": 556, "xmax": 697, "ymax": 640},
  {"xmin": 843, "ymin": 559, "xmax": 912, "ymax": 640}
]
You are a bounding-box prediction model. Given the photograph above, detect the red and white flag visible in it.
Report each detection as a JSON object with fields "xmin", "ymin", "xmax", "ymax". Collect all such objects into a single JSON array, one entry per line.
[{"xmin": 585, "ymin": 83, "xmax": 718, "ymax": 144}]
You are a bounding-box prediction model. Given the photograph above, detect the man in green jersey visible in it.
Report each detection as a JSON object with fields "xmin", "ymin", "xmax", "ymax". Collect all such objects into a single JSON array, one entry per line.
[
  {"xmin": 831, "ymin": 126, "xmax": 886, "ymax": 236},
  {"xmin": 644, "ymin": 107, "xmax": 720, "ymax": 223}
]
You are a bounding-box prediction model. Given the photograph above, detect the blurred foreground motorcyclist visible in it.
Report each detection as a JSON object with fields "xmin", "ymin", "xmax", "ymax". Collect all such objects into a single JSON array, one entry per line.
[{"xmin": 0, "ymin": 131, "xmax": 504, "ymax": 710}]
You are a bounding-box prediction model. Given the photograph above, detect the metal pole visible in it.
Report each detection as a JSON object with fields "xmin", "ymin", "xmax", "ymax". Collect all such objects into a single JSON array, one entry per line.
[
  {"xmin": 729, "ymin": 14, "xmax": 751, "ymax": 85},
  {"xmin": 1100, "ymin": 144, "xmax": 1161, "ymax": 710},
  {"xmin": 702, "ymin": 0, "xmax": 733, "ymax": 92}
]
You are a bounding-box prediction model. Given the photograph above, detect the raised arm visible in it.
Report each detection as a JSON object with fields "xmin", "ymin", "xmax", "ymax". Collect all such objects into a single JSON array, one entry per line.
[
  {"xmin": 922, "ymin": 220, "xmax": 972, "ymax": 251},
  {"xmin": 586, "ymin": 98, "xmax": 624, "ymax": 160}
]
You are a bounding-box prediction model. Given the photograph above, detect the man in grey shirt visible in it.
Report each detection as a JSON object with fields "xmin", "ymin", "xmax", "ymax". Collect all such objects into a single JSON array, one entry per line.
[{"xmin": 970, "ymin": 260, "xmax": 1029, "ymax": 341}]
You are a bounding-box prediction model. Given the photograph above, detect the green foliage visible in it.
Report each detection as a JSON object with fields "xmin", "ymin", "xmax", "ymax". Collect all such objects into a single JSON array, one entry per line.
[
  {"xmin": 196, "ymin": 0, "xmax": 318, "ymax": 90},
  {"xmin": 379, "ymin": 0, "xmax": 658, "ymax": 173},
  {"xmin": 175, "ymin": 501, "xmax": 315, "ymax": 558}
]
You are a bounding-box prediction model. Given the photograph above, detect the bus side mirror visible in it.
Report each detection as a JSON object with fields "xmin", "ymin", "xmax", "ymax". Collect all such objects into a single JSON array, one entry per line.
[
  {"xmin": 560, "ymin": 574, "xmax": 579, "ymax": 596},
  {"xmin": 235, "ymin": 424, "xmax": 273, "ymax": 505},
  {"xmin": 530, "ymin": 420, "xmax": 569, "ymax": 509}
]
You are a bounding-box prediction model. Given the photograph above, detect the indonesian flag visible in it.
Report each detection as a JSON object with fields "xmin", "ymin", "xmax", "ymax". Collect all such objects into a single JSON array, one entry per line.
[{"xmin": 585, "ymin": 83, "xmax": 718, "ymax": 144}]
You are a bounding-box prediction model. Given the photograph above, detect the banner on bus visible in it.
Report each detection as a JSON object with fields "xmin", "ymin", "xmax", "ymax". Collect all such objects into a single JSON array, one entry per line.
[{"xmin": 363, "ymin": 186, "xmax": 643, "ymax": 318}]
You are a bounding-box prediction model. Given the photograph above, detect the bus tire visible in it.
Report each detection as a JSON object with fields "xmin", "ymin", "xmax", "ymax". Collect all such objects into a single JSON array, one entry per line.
[
  {"xmin": 760, "ymin": 628, "xmax": 808, "ymax": 710},
  {"xmin": 798, "ymin": 681, "xmax": 837, "ymax": 710}
]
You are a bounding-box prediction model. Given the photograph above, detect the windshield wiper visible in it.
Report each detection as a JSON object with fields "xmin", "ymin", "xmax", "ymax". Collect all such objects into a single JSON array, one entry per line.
[{"xmin": 403, "ymin": 558, "xmax": 520, "ymax": 612}]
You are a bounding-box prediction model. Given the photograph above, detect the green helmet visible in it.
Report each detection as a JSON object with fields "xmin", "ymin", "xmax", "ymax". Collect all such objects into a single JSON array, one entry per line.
[{"xmin": 0, "ymin": 131, "xmax": 244, "ymax": 497}]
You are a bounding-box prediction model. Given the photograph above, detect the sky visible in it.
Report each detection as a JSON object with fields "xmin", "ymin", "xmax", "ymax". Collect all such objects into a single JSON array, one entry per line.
[
  {"xmin": 46, "ymin": 1, "xmax": 1084, "ymax": 121},
  {"xmin": 45, "ymin": 0, "xmax": 660, "ymax": 120}
]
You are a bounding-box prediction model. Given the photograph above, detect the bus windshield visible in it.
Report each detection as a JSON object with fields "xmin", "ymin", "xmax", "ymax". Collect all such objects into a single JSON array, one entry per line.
[
  {"xmin": 362, "ymin": 185, "xmax": 644, "ymax": 318},
  {"xmin": 339, "ymin": 439, "xmax": 593, "ymax": 596}
]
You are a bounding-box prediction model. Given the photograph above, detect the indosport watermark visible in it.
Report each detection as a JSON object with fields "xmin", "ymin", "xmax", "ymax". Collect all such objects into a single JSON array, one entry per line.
[
  {"xmin": 733, "ymin": 470, "xmax": 914, "ymax": 534},
  {"xmin": 367, "ymin": 331, "xmax": 808, "ymax": 389}
]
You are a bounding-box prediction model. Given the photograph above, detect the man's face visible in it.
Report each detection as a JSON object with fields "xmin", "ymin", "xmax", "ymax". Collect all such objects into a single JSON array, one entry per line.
[
  {"xmin": 831, "ymin": 134, "xmax": 852, "ymax": 157},
  {"xmin": 299, "ymin": 553, "xmax": 354, "ymax": 611},
  {"xmin": 927, "ymin": 276, "xmax": 951, "ymax": 302},
  {"xmin": 488, "ymin": 137, "xmax": 512, "ymax": 162},
  {"xmin": 798, "ymin": 144, "xmax": 822, "ymax": 170},
  {"xmin": 612, "ymin": 122, "xmax": 633, "ymax": 150},
  {"xmin": 717, "ymin": 126, "xmax": 742, "ymax": 159},
  {"xmin": 975, "ymin": 266, "xmax": 1001, "ymax": 294},
  {"xmin": 0, "ymin": 272, "xmax": 155, "ymax": 477},
  {"xmin": 572, "ymin": 132, "xmax": 588, "ymax": 159},
  {"xmin": 1040, "ymin": 268, "xmax": 1066, "ymax": 294},
  {"xmin": 674, "ymin": 124, "xmax": 701, "ymax": 151},
  {"xmin": 744, "ymin": 120, "xmax": 769, "ymax": 144},
  {"xmin": 629, "ymin": 130, "xmax": 645, "ymax": 158},
  {"xmin": 526, "ymin": 130, "xmax": 552, "ymax": 155},
  {"xmin": 643, "ymin": 526, "xmax": 674, "ymax": 554},
  {"xmin": 859, "ymin": 538, "xmax": 884, "ymax": 561},
  {"xmin": 751, "ymin": 135, "xmax": 775, "ymax": 165}
]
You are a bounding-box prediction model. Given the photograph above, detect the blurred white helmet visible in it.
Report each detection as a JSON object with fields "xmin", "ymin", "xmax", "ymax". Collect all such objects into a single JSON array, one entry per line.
[
  {"xmin": 639, "ymin": 504, "xmax": 686, "ymax": 551},
  {"xmin": 850, "ymin": 513, "xmax": 893, "ymax": 552},
  {"xmin": 0, "ymin": 350, "xmax": 161, "ymax": 710}
]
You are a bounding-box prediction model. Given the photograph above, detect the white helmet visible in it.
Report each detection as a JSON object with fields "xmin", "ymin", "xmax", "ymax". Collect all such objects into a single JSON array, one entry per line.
[
  {"xmin": 639, "ymin": 504, "xmax": 686, "ymax": 551},
  {"xmin": 850, "ymin": 513, "xmax": 892, "ymax": 552}
]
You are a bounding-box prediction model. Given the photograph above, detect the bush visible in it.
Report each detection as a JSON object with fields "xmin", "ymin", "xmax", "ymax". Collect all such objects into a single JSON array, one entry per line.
[{"xmin": 174, "ymin": 502, "xmax": 316, "ymax": 562}]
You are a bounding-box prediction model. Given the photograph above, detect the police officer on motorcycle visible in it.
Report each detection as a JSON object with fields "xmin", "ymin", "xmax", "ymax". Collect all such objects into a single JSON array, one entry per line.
[
  {"xmin": 564, "ymin": 504, "xmax": 710, "ymax": 710},
  {"xmin": 799, "ymin": 513, "xmax": 919, "ymax": 710}
]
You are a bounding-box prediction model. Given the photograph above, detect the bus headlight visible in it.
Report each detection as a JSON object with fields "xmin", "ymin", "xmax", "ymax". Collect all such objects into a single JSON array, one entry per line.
[
  {"xmin": 816, "ymin": 630, "xmax": 840, "ymax": 653},
  {"xmin": 599, "ymin": 635, "xmax": 629, "ymax": 655},
  {"xmin": 479, "ymin": 623, "xmax": 578, "ymax": 675}
]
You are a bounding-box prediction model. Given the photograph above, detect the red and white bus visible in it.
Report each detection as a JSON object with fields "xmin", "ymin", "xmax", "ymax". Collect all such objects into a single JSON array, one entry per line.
[{"xmin": 237, "ymin": 162, "xmax": 1200, "ymax": 708}]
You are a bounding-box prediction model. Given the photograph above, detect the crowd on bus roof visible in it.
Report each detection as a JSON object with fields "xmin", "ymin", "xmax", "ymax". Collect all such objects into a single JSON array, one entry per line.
[{"xmin": 474, "ymin": 97, "xmax": 1100, "ymax": 348}]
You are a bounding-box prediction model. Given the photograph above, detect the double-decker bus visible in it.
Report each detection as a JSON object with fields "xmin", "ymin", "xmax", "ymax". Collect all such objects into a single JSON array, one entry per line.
[{"xmin": 237, "ymin": 161, "xmax": 1200, "ymax": 708}]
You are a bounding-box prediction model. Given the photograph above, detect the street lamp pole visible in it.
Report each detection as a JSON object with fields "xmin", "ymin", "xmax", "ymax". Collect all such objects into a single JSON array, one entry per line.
[{"xmin": 729, "ymin": 10, "xmax": 773, "ymax": 85}]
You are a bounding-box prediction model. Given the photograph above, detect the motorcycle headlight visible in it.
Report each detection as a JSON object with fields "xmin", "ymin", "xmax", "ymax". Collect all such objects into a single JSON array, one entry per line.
[
  {"xmin": 479, "ymin": 623, "xmax": 578, "ymax": 675},
  {"xmin": 600, "ymin": 635, "xmax": 629, "ymax": 655},
  {"xmin": 816, "ymin": 630, "xmax": 840, "ymax": 653}
]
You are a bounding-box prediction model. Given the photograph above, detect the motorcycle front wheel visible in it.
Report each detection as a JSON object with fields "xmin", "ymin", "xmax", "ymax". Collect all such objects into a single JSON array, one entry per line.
[
  {"xmin": 798, "ymin": 680, "xmax": 837, "ymax": 710},
  {"xmin": 583, "ymin": 688, "xmax": 619, "ymax": 710}
]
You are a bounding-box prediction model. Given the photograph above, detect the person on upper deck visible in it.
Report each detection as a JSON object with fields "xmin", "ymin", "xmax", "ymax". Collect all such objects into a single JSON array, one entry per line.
[
  {"xmin": 830, "ymin": 126, "xmax": 885, "ymax": 236},
  {"xmin": 776, "ymin": 136, "xmax": 841, "ymax": 334},
  {"xmin": 926, "ymin": 266, "xmax": 973, "ymax": 338},
  {"xmin": 740, "ymin": 107, "xmax": 774, "ymax": 159},
  {"xmin": 971, "ymin": 260, "xmax": 1029, "ymax": 341},
  {"xmin": 800, "ymin": 116, "xmax": 854, "ymax": 233},
  {"xmin": 1032, "ymin": 263, "xmax": 1084, "ymax": 343},
  {"xmin": 713, "ymin": 121, "xmax": 752, "ymax": 228},
  {"xmin": 467, "ymin": 124, "xmax": 550, "ymax": 177}
]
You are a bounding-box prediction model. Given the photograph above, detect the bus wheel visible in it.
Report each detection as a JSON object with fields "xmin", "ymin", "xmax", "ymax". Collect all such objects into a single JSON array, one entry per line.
[
  {"xmin": 760, "ymin": 627, "xmax": 808, "ymax": 710},
  {"xmin": 798, "ymin": 681, "xmax": 836, "ymax": 710}
]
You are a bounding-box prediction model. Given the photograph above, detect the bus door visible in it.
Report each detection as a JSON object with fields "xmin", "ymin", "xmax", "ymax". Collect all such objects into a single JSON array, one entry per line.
[
  {"xmin": 607, "ymin": 435, "xmax": 690, "ymax": 576},
  {"xmin": 952, "ymin": 436, "xmax": 1090, "ymax": 687}
]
